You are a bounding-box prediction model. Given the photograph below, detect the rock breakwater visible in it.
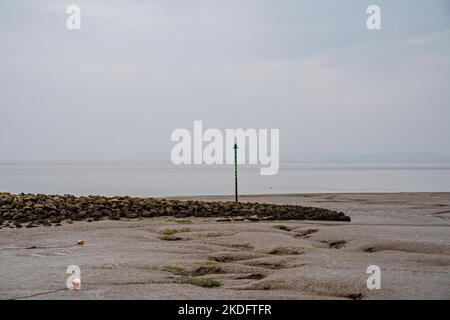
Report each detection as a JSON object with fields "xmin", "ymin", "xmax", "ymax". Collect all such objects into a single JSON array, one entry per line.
[{"xmin": 0, "ymin": 193, "xmax": 350, "ymax": 228}]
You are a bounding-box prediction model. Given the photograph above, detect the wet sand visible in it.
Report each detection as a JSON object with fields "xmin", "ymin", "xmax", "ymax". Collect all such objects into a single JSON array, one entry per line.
[{"xmin": 0, "ymin": 193, "xmax": 449, "ymax": 300}]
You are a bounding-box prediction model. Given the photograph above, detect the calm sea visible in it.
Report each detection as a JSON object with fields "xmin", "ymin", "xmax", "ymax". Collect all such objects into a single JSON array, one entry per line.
[{"xmin": 1, "ymin": 161, "xmax": 450, "ymax": 197}]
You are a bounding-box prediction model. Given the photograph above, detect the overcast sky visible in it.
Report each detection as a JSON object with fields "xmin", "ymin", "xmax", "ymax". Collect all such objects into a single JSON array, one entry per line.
[{"xmin": 1, "ymin": 0, "xmax": 449, "ymax": 162}]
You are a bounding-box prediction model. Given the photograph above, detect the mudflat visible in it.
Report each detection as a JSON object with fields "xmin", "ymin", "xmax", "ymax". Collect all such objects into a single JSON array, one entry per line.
[{"xmin": 0, "ymin": 193, "xmax": 449, "ymax": 299}]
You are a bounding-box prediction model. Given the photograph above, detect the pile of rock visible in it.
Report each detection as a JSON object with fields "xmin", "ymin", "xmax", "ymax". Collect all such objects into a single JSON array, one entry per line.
[{"xmin": 0, "ymin": 192, "xmax": 350, "ymax": 228}]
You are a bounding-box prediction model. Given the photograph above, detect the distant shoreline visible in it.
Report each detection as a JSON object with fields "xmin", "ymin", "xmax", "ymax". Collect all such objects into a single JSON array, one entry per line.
[{"xmin": 2, "ymin": 162, "xmax": 450, "ymax": 196}]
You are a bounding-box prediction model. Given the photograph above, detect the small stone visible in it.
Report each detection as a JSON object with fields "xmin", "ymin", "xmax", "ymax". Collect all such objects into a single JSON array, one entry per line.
[
  {"xmin": 246, "ymin": 215, "xmax": 260, "ymax": 222},
  {"xmin": 216, "ymin": 217, "xmax": 231, "ymax": 222}
]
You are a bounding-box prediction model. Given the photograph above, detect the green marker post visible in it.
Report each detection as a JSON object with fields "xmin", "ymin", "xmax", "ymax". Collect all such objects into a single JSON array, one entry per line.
[{"xmin": 233, "ymin": 143, "xmax": 238, "ymax": 203}]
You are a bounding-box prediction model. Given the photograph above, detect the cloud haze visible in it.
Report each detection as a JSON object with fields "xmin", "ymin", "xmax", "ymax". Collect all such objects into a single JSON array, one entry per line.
[{"xmin": 1, "ymin": 0, "xmax": 449, "ymax": 161}]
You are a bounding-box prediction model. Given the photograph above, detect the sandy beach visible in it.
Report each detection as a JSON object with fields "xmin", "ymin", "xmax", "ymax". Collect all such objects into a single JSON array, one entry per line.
[{"xmin": 0, "ymin": 192, "xmax": 449, "ymax": 300}]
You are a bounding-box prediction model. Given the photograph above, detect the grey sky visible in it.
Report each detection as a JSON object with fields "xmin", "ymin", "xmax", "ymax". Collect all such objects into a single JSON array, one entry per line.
[{"xmin": 1, "ymin": 0, "xmax": 449, "ymax": 161}]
